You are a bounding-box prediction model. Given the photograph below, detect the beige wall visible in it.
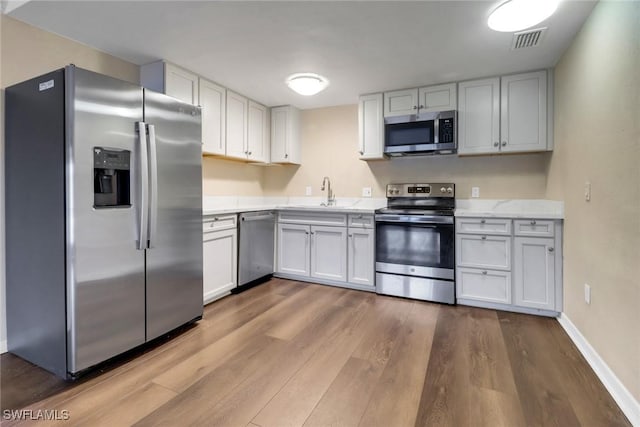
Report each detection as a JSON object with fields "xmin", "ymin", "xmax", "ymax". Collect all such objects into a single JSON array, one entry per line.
[
  {"xmin": 264, "ymin": 105, "xmax": 551, "ymax": 199},
  {"xmin": 547, "ymin": 0, "xmax": 640, "ymax": 402},
  {"xmin": 203, "ymin": 157, "xmax": 264, "ymax": 196},
  {"xmin": 0, "ymin": 15, "xmax": 140, "ymax": 348}
]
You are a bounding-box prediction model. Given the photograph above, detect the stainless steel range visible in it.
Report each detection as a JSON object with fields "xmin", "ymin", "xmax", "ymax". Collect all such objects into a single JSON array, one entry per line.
[{"xmin": 375, "ymin": 183, "xmax": 455, "ymax": 304}]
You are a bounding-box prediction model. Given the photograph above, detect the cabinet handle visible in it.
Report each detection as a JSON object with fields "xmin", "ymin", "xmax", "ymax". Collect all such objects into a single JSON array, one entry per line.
[
  {"xmin": 213, "ymin": 217, "xmax": 219, "ymax": 221},
  {"xmin": 480, "ymin": 219, "xmax": 486, "ymax": 224},
  {"xmin": 359, "ymin": 150, "xmax": 364, "ymax": 155},
  {"xmin": 412, "ymin": 105, "xmax": 418, "ymax": 110},
  {"xmin": 530, "ymin": 220, "xmax": 537, "ymax": 225},
  {"xmin": 285, "ymin": 153, "xmax": 289, "ymax": 158},
  {"xmin": 502, "ymin": 141, "xmax": 507, "ymax": 147},
  {"xmin": 348, "ymin": 234, "xmax": 353, "ymax": 238},
  {"xmin": 548, "ymin": 247, "xmax": 555, "ymax": 252},
  {"xmin": 248, "ymin": 151, "xmax": 252, "ymax": 155},
  {"xmin": 310, "ymin": 231, "xmax": 315, "ymax": 235},
  {"xmin": 482, "ymin": 270, "xmax": 488, "ymax": 275},
  {"xmin": 419, "ymin": 105, "xmax": 424, "ymax": 109},
  {"xmin": 481, "ymin": 236, "xmax": 487, "ymax": 240},
  {"xmin": 494, "ymin": 141, "xmax": 499, "ymax": 147}
]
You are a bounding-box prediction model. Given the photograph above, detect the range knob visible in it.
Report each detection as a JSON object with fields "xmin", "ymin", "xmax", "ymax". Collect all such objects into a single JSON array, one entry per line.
[
  {"xmin": 447, "ymin": 187, "xmax": 453, "ymax": 194},
  {"xmin": 440, "ymin": 187, "xmax": 447, "ymax": 193}
]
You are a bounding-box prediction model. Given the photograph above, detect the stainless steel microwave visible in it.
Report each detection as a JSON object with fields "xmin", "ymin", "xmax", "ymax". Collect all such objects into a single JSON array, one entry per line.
[{"xmin": 384, "ymin": 110, "xmax": 457, "ymax": 156}]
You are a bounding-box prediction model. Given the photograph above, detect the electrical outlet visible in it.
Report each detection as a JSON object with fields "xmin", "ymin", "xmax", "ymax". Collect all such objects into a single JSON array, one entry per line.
[
  {"xmin": 584, "ymin": 283, "xmax": 591, "ymax": 304},
  {"xmin": 362, "ymin": 187, "xmax": 372, "ymax": 197},
  {"xmin": 305, "ymin": 186, "xmax": 312, "ymax": 196},
  {"xmin": 584, "ymin": 181, "xmax": 591, "ymax": 202},
  {"xmin": 471, "ymin": 187, "xmax": 480, "ymax": 198}
]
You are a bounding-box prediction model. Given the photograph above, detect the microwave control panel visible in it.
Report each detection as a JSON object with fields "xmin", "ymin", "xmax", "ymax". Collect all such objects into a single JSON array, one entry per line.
[{"xmin": 439, "ymin": 118, "xmax": 455, "ymax": 143}]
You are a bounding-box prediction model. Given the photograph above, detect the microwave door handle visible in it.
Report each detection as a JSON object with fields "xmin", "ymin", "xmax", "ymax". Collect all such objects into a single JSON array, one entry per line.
[{"xmin": 434, "ymin": 117, "xmax": 439, "ymax": 144}]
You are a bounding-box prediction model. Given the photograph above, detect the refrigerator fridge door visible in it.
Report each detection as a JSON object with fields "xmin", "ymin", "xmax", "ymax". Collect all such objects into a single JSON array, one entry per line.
[
  {"xmin": 143, "ymin": 90, "xmax": 203, "ymax": 341},
  {"xmin": 67, "ymin": 66, "xmax": 146, "ymax": 374}
]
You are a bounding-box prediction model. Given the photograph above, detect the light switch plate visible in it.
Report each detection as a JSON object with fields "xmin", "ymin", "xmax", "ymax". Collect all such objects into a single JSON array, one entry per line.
[
  {"xmin": 305, "ymin": 186, "xmax": 312, "ymax": 196},
  {"xmin": 362, "ymin": 187, "xmax": 372, "ymax": 197},
  {"xmin": 471, "ymin": 187, "xmax": 480, "ymax": 198},
  {"xmin": 584, "ymin": 283, "xmax": 591, "ymax": 304}
]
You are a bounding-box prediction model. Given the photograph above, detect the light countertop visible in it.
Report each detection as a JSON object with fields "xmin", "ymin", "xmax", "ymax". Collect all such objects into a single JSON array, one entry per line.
[{"xmin": 454, "ymin": 199, "xmax": 564, "ymax": 219}]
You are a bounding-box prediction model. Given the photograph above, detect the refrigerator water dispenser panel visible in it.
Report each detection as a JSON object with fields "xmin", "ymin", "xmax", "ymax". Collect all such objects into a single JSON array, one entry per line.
[{"xmin": 93, "ymin": 147, "xmax": 131, "ymax": 208}]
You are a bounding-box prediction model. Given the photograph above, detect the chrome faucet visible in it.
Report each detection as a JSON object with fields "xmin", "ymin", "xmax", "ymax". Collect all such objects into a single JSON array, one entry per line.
[{"xmin": 320, "ymin": 176, "xmax": 336, "ymax": 206}]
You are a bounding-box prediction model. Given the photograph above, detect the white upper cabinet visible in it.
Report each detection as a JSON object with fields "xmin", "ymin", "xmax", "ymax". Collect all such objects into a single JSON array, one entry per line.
[
  {"xmin": 247, "ymin": 101, "xmax": 270, "ymax": 163},
  {"xmin": 225, "ymin": 91, "xmax": 249, "ymax": 160},
  {"xmin": 418, "ymin": 83, "xmax": 457, "ymax": 112},
  {"xmin": 458, "ymin": 78, "xmax": 501, "ymax": 155},
  {"xmin": 500, "ymin": 71, "xmax": 547, "ymax": 153},
  {"xmin": 271, "ymin": 106, "xmax": 301, "ymax": 164},
  {"xmin": 358, "ymin": 93, "xmax": 385, "ymax": 160},
  {"xmin": 384, "ymin": 83, "xmax": 457, "ymax": 118},
  {"xmin": 383, "ymin": 88, "xmax": 418, "ymax": 117},
  {"xmin": 199, "ymin": 78, "xmax": 226, "ymax": 156},
  {"xmin": 140, "ymin": 61, "xmax": 199, "ymax": 105},
  {"xmin": 458, "ymin": 70, "xmax": 549, "ymax": 155}
]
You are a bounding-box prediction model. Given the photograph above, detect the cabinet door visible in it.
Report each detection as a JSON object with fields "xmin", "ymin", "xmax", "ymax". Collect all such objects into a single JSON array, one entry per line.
[
  {"xmin": 347, "ymin": 228, "xmax": 374, "ymax": 286},
  {"xmin": 383, "ymin": 88, "xmax": 418, "ymax": 117},
  {"xmin": 500, "ymin": 71, "xmax": 547, "ymax": 153},
  {"xmin": 458, "ymin": 78, "xmax": 500, "ymax": 155},
  {"xmin": 164, "ymin": 63, "xmax": 199, "ymax": 105},
  {"xmin": 358, "ymin": 93, "xmax": 385, "ymax": 160},
  {"xmin": 277, "ymin": 223, "xmax": 310, "ymax": 276},
  {"xmin": 270, "ymin": 106, "xmax": 301, "ymax": 164},
  {"xmin": 203, "ymin": 228, "xmax": 237, "ymax": 304},
  {"xmin": 199, "ymin": 78, "xmax": 226, "ymax": 155},
  {"xmin": 226, "ymin": 91, "xmax": 248, "ymax": 159},
  {"xmin": 513, "ymin": 237, "xmax": 555, "ymax": 310},
  {"xmin": 310, "ymin": 226, "xmax": 347, "ymax": 282},
  {"xmin": 247, "ymin": 101, "xmax": 269, "ymax": 163},
  {"xmin": 418, "ymin": 83, "xmax": 457, "ymax": 112}
]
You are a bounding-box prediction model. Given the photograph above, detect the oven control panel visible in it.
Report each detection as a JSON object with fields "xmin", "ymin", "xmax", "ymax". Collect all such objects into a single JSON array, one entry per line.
[{"xmin": 386, "ymin": 183, "xmax": 454, "ymax": 197}]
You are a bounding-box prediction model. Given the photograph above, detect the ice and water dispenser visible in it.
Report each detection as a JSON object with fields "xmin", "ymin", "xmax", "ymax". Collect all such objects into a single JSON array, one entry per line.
[{"xmin": 93, "ymin": 147, "xmax": 131, "ymax": 208}]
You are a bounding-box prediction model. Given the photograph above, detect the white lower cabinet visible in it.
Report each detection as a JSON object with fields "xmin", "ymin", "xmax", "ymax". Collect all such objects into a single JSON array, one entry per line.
[
  {"xmin": 456, "ymin": 217, "xmax": 562, "ymax": 316},
  {"xmin": 276, "ymin": 212, "xmax": 374, "ymax": 291},
  {"xmin": 513, "ymin": 237, "xmax": 556, "ymax": 310},
  {"xmin": 310, "ymin": 226, "xmax": 347, "ymax": 282},
  {"xmin": 203, "ymin": 215, "xmax": 238, "ymax": 305},
  {"xmin": 347, "ymin": 228, "xmax": 374, "ymax": 286},
  {"xmin": 277, "ymin": 223, "xmax": 310, "ymax": 276}
]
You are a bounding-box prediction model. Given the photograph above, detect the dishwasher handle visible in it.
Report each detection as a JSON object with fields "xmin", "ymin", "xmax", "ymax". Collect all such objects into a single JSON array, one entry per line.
[{"xmin": 241, "ymin": 213, "xmax": 275, "ymax": 222}]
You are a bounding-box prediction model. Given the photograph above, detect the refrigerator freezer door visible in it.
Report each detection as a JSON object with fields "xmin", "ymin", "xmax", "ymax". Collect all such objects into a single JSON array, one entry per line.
[
  {"xmin": 144, "ymin": 90, "xmax": 203, "ymax": 341},
  {"xmin": 67, "ymin": 67, "xmax": 146, "ymax": 374}
]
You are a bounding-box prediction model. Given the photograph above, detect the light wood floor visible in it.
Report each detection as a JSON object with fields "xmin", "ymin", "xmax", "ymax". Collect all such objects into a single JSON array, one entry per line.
[{"xmin": 2, "ymin": 278, "xmax": 630, "ymax": 426}]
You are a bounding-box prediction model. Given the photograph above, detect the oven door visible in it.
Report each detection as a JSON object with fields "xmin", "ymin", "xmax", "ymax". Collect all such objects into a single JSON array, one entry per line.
[{"xmin": 375, "ymin": 214, "xmax": 454, "ymax": 280}]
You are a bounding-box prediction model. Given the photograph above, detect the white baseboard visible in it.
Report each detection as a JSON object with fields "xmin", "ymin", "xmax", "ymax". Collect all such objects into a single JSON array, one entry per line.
[
  {"xmin": 558, "ymin": 313, "xmax": 640, "ymax": 426},
  {"xmin": 0, "ymin": 339, "xmax": 6, "ymax": 354}
]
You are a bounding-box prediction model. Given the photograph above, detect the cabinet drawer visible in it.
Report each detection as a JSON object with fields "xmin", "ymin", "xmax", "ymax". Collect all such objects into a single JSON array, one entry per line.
[
  {"xmin": 456, "ymin": 218, "xmax": 511, "ymax": 235},
  {"xmin": 203, "ymin": 215, "xmax": 237, "ymax": 233},
  {"xmin": 457, "ymin": 267, "xmax": 511, "ymax": 304},
  {"xmin": 279, "ymin": 211, "xmax": 347, "ymax": 227},
  {"xmin": 348, "ymin": 214, "xmax": 374, "ymax": 229},
  {"xmin": 514, "ymin": 219, "xmax": 555, "ymax": 237},
  {"xmin": 456, "ymin": 234, "xmax": 511, "ymax": 270}
]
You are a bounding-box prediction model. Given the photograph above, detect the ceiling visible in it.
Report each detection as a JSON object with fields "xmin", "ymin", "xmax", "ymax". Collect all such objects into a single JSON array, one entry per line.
[{"xmin": 7, "ymin": 1, "xmax": 597, "ymax": 109}]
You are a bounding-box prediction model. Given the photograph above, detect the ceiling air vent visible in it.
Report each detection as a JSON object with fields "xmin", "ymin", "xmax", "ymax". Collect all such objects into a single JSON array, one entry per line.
[{"xmin": 511, "ymin": 27, "xmax": 547, "ymax": 50}]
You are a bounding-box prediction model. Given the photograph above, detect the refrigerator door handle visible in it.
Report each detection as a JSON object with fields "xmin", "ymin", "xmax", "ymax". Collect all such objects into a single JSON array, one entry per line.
[
  {"xmin": 147, "ymin": 124, "xmax": 159, "ymax": 248},
  {"xmin": 137, "ymin": 121, "xmax": 149, "ymax": 250}
]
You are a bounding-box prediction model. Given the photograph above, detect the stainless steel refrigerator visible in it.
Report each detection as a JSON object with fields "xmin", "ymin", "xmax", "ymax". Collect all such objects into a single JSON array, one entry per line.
[{"xmin": 5, "ymin": 65, "xmax": 203, "ymax": 378}]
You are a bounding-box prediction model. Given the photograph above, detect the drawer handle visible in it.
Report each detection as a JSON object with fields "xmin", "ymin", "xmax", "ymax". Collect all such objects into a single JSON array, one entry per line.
[
  {"xmin": 213, "ymin": 217, "xmax": 220, "ymax": 221},
  {"xmin": 530, "ymin": 220, "xmax": 537, "ymax": 225},
  {"xmin": 548, "ymin": 247, "xmax": 554, "ymax": 252},
  {"xmin": 482, "ymin": 270, "xmax": 487, "ymax": 275},
  {"xmin": 480, "ymin": 219, "xmax": 486, "ymax": 224},
  {"xmin": 481, "ymin": 236, "xmax": 487, "ymax": 240},
  {"xmin": 348, "ymin": 234, "xmax": 353, "ymax": 238}
]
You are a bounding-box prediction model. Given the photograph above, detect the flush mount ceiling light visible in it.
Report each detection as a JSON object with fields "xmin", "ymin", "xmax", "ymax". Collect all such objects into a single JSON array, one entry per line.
[
  {"xmin": 285, "ymin": 73, "xmax": 329, "ymax": 96},
  {"xmin": 488, "ymin": 0, "xmax": 560, "ymax": 32}
]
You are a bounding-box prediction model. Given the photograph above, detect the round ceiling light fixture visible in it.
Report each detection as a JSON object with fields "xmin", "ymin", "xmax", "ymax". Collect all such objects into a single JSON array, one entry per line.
[
  {"xmin": 285, "ymin": 73, "xmax": 329, "ymax": 96},
  {"xmin": 488, "ymin": 0, "xmax": 560, "ymax": 32}
]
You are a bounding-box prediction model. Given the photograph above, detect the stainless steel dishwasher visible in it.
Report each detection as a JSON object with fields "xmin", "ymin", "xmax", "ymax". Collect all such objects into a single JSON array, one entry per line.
[{"xmin": 237, "ymin": 211, "xmax": 276, "ymax": 289}]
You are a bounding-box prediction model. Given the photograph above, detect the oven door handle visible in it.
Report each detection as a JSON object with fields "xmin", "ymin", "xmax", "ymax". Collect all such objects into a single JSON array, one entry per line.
[{"xmin": 375, "ymin": 214, "xmax": 454, "ymax": 225}]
